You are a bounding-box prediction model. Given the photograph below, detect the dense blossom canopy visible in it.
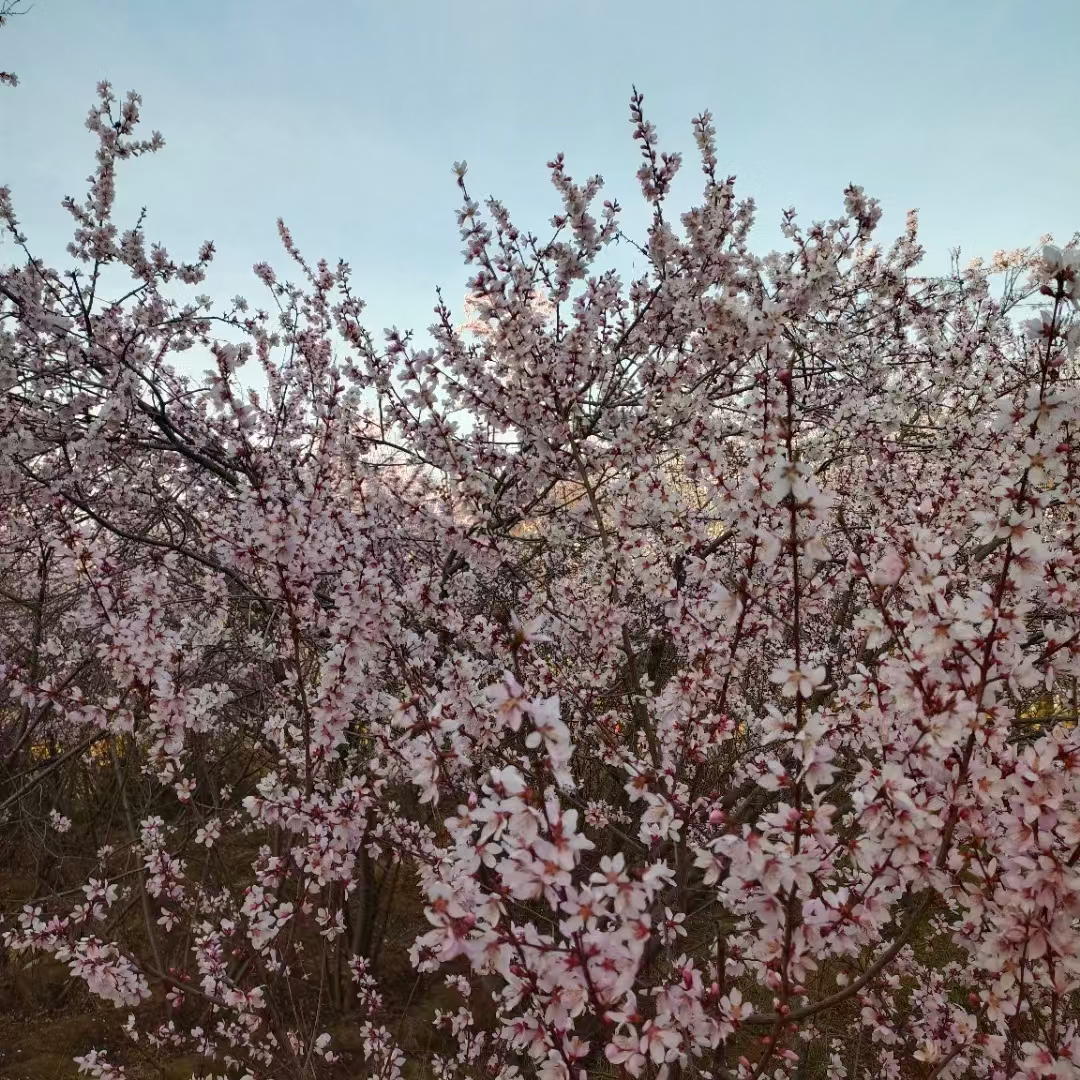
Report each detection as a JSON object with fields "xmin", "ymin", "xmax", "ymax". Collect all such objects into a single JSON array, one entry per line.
[{"xmin": 2, "ymin": 81, "xmax": 1080, "ymax": 1080}]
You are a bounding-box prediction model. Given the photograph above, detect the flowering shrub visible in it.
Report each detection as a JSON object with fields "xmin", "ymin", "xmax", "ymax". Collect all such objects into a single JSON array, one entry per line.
[{"xmin": 2, "ymin": 79, "xmax": 1080, "ymax": 1080}]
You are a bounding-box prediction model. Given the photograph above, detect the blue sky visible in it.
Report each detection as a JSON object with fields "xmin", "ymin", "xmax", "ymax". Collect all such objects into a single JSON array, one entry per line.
[{"xmin": 3, "ymin": 0, "xmax": 1078, "ymax": 342}]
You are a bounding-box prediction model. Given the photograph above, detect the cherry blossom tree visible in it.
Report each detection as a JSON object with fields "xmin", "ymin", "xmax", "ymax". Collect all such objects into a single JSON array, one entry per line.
[
  {"xmin": 2, "ymin": 80, "xmax": 1080, "ymax": 1080},
  {"xmin": 0, "ymin": 0, "xmax": 31, "ymax": 87}
]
